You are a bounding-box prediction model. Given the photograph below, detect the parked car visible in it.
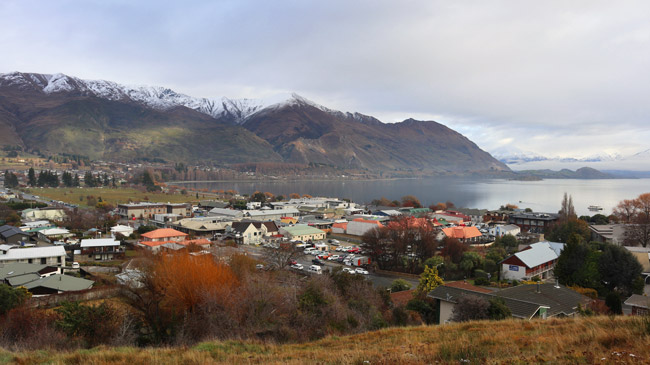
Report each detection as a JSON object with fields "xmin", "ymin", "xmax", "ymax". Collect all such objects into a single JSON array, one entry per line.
[
  {"xmin": 71, "ymin": 262, "xmax": 80, "ymax": 269},
  {"xmin": 328, "ymin": 254, "xmax": 340, "ymax": 261},
  {"xmin": 342, "ymin": 267, "xmax": 355, "ymax": 274},
  {"xmin": 288, "ymin": 259, "xmax": 298, "ymax": 265},
  {"xmin": 290, "ymin": 263, "xmax": 304, "ymax": 270},
  {"xmin": 312, "ymin": 258, "xmax": 324, "ymax": 265},
  {"xmin": 308, "ymin": 265, "xmax": 323, "ymax": 274},
  {"xmin": 355, "ymin": 268, "xmax": 369, "ymax": 275},
  {"xmin": 256, "ymin": 264, "xmax": 264, "ymax": 270},
  {"xmin": 317, "ymin": 254, "xmax": 330, "ymax": 260}
]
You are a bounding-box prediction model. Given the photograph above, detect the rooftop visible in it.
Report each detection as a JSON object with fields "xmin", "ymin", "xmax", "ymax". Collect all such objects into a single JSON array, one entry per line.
[{"xmin": 141, "ymin": 228, "xmax": 188, "ymax": 239}]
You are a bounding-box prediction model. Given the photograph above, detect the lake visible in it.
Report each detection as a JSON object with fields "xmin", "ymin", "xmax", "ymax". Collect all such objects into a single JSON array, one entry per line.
[{"xmin": 178, "ymin": 178, "xmax": 650, "ymax": 216}]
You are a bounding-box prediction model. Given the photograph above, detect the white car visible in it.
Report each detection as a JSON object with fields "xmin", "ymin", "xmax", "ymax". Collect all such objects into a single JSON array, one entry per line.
[
  {"xmin": 290, "ymin": 263, "xmax": 304, "ymax": 270},
  {"xmin": 355, "ymin": 268, "xmax": 369, "ymax": 275},
  {"xmin": 342, "ymin": 267, "xmax": 356, "ymax": 274},
  {"xmin": 328, "ymin": 255, "xmax": 340, "ymax": 261}
]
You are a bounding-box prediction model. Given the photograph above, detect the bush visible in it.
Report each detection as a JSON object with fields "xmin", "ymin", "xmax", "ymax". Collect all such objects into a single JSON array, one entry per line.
[
  {"xmin": 390, "ymin": 279, "xmax": 412, "ymax": 293},
  {"xmin": 55, "ymin": 301, "xmax": 120, "ymax": 347},
  {"xmin": 0, "ymin": 284, "xmax": 31, "ymax": 315},
  {"xmin": 451, "ymin": 295, "xmax": 489, "ymax": 322},
  {"xmin": 474, "ymin": 277, "xmax": 490, "ymax": 286},
  {"xmin": 605, "ymin": 292, "xmax": 622, "ymax": 315}
]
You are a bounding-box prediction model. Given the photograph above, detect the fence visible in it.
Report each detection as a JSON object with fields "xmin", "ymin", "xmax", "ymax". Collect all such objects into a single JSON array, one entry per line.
[{"xmin": 26, "ymin": 285, "xmax": 120, "ymax": 308}]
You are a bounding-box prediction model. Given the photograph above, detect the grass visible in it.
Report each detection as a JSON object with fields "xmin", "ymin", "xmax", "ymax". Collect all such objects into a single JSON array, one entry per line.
[
  {"xmin": 29, "ymin": 187, "xmax": 198, "ymax": 207},
  {"xmin": 4, "ymin": 315, "xmax": 650, "ymax": 364}
]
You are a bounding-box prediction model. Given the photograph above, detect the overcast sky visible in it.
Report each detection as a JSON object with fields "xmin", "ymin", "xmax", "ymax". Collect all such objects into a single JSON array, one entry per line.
[{"xmin": 2, "ymin": 0, "xmax": 650, "ymax": 161}]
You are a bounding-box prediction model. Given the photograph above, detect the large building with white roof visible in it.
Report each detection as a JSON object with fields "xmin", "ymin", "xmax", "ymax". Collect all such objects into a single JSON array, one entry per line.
[
  {"xmin": 0, "ymin": 245, "xmax": 66, "ymax": 266},
  {"xmin": 500, "ymin": 241, "xmax": 564, "ymax": 281}
]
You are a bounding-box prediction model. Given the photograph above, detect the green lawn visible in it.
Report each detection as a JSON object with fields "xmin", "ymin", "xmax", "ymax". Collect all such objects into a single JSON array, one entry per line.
[{"xmin": 27, "ymin": 187, "xmax": 199, "ymax": 207}]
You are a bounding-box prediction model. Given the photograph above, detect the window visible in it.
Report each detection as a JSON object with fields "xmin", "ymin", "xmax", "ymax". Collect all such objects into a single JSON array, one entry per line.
[
  {"xmin": 57, "ymin": 256, "xmax": 62, "ymax": 263},
  {"xmin": 41, "ymin": 258, "xmax": 46, "ymax": 264}
]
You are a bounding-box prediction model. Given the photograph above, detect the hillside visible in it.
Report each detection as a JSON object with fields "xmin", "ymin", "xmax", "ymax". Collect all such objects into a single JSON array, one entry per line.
[
  {"xmin": 0, "ymin": 72, "xmax": 510, "ymax": 174},
  {"xmin": 5, "ymin": 316, "xmax": 649, "ymax": 364},
  {"xmin": 515, "ymin": 167, "xmax": 617, "ymax": 179}
]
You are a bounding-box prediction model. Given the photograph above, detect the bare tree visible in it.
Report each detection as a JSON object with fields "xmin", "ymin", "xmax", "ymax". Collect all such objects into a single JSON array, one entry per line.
[
  {"xmin": 614, "ymin": 193, "xmax": 650, "ymax": 247},
  {"xmin": 264, "ymin": 243, "xmax": 303, "ymax": 269}
]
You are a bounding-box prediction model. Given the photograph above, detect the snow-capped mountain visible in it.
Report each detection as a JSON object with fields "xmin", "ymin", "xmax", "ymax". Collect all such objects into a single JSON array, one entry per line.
[{"xmin": 0, "ymin": 71, "xmax": 266, "ymax": 124}]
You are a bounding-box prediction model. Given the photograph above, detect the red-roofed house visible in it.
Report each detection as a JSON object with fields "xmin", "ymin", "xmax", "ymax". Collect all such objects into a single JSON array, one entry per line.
[
  {"xmin": 139, "ymin": 228, "xmax": 188, "ymax": 252},
  {"xmin": 347, "ymin": 218, "xmax": 383, "ymax": 236},
  {"xmin": 440, "ymin": 226, "xmax": 483, "ymax": 243}
]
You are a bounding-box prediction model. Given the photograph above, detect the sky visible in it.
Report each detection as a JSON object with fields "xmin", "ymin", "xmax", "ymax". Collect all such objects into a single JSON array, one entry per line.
[{"xmin": 2, "ymin": 0, "xmax": 650, "ymax": 164}]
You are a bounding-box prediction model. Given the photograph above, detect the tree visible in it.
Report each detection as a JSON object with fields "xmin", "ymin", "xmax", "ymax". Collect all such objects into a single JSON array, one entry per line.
[
  {"xmin": 401, "ymin": 195, "xmax": 422, "ymax": 208},
  {"xmin": 598, "ymin": 243, "xmax": 642, "ymax": 296},
  {"xmin": 390, "ymin": 279, "xmax": 412, "ymax": 293},
  {"xmin": 487, "ymin": 297, "xmax": 511, "ymax": 320},
  {"xmin": 459, "ymin": 252, "xmax": 483, "ymax": 276},
  {"xmin": 559, "ymin": 192, "xmax": 577, "ymax": 221},
  {"xmin": 265, "ymin": 243, "xmax": 303, "ymax": 270},
  {"xmin": 250, "ymin": 191, "xmax": 267, "ymax": 203},
  {"xmin": 0, "ymin": 284, "xmax": 31, "ymax": 315},
  {"xmin": 27, "ymin": 167, "xmax": 36, "ymax": 187},
  {"xmin": 554, "ymin": 234, "xmax": 600, "ymax": 288},
  {"xmin": 614, "ymin": 193, "xmax": 650, "ymax": 248},
  {"xmin": 84, "ymin": 171, "xmax": 96, "ymax": 187},
  {"xmin": 605, "ymin": 292, "xmax": 622, "ymax": 315},
  {"xmin": 415, "ymin": 265, "xmax": 444, "ymax": 296},
  {"xmin": 55, "ymin": 301, "xmax": 119, "ymax": 347},
  {"xmin": 451, "ymin": 295, "xmax": 489, "ymax": 322},
  {"xmin": 441, "ymin": 237, "xmax": 467, "ymax": 264},
  {"xmin": 3, "ymin": 171, "xmax": 18, "ymax": 188},
  {"xmin": 546, "ymin": 218, "xmax": 591, "ymax": 243}
]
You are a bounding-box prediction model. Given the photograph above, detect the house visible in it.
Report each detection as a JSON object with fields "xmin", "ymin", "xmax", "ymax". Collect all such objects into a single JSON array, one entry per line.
[
  {"xmin": 508, "ymin": 212, "xmax": 559, "ymax": 233},
  {"xmin": 500, "ymin": 241, "xmax": 564, "ymax": 281},
  {"xmin": 22, "ymin": 275, "xmax": 94, "ymax": 295},
  {"xmin": 453, "ymin": 208, "xmax": 488, "ymax": 224},
  {"xmin": 117, "ymin": 202, "xmax": 191, "ymax": 219},
  {"xmin": 279, "ymin": 225, "xmax": 326, "ymax": 242},
  {"xmin": 374, "ymin": 210, "xmax": 402, "ymax": 217},
  {"xmin": 0, "ymin": 263, "xmax": 60, "ymax": 286},
  {"xmin": 346, "ymin": 218, "xmax": 384, "ymax": 236},
  {"xmin": 489, "ymin": 224, "xmax": 521, "ymax": 238},
  {"xmin": 431, "ymin": 213, "xmax": 465, "ymax": 225},
  {"xmin": 230, "ymin": 222, "xmax": 265, "ymax": 245},
  {"xmin": 37, "ymin": 227, "xmax": 74, "ymax": 242},
  {"xmin": 160, "ymin": 238, "xmax": 211, "ymax": 252},
  {"xmin": 138, "ymin": 228, "xmax": 188, "ymax": 252},
  {"xmin": 80, "ymin": 238, "xmax": 124, "ymax": 261},
  {"xmin": 246, "ymin": 201, "xmax": 262, "ymax": 210},
  {"xmin": 440, "ymin": 226, "xmax": 483, "ymax": 243},
  {"xmin": 199, "ymin": 200, "xmax": 229, "ymax": 210},
  {"xmin": 624, "ymin": 246, "xmax": 650, "ymax": 275},
  {"xmin": 624, "ymin": 294, "xmax": 650, "ymax": 316},
  {"xmin": 399, "ymin": 207, "xmax": 431, "ymax": 216},
  {"xmin": 21, "ymin": 208, "xmax": 66, "ymax": 222},
  {"xmin": 0, "ymin": 245, "xmax": 66, "ymax": 266},
  {"xmin": 19, "ymin": 220, "xmax": 51, "ymax": 231},
  {"xmin": 0, "ymin": 225, "xmax": 30, "ymax": 244},
  {"xmin": 110, "ymin": 224, "xmax": 134, "ymax": 238},
  {"xmin": 429, "ymin": 282, "xmax": 589, "ymax": 324}
]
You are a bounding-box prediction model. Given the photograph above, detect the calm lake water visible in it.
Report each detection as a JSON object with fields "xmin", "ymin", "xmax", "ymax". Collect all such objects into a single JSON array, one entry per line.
[{"xmin": 179, "ymin": 178, "xmax": 650, "ymax": 216}]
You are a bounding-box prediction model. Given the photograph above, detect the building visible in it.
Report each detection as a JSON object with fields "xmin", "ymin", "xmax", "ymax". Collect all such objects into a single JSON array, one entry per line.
[
  {"xmin": 346, "ymin": 218, "xmax": 384, "ymax": 236},
  {"xmin": 489, "ymin": 224, "xmax": 521, "ymax": 238},
  {"xmin": 37, "ymin": 228, "xmax": 74, "ymax": 242},
  {"xmin": 110, "ymin": 224, "xmax": 134, "ymax": 238},
  {"xmin": 208, "ymin": 208, "xmax": 244, "ymax": 219},
  {"xmin": 331, "ymin": 222, "xmax": 348, "ymax": 234},
  {"xmin": 80, "ymin": 238, "xmax": 124, "ymax": 261},
  {"xmin": 22, "ymin": 275, "xmax": 94, "ymax": 295},
  {"xmin": 0, "ymin": 245, "xmax": 66, "ymax": 266},
  {"xmin": 500, "ymin": 241, "xmax": 564, "ymax": 280},
  {"xmin": 590, "ymin": 224, "xmax": 627, "ymax": 245},
  {"xmin": 169, "ymin": 217, "xmax": 232, "ymax": 237},
  {"xmin": 624, "ymin": 294, "xmax": 650, "ymax": 316},
  {"xmin": 138, "ymin": 228, "xmax": 188, "ymax": 252},
  {"xmin": 21, "ymin": 208, "xmax": 66, "ymax": 222},
  {"xmin": 244, "ymin": 208, "xmax": 300, "ymax": 221},
  {"xmin": 508, "ymin": 212, "xmax": 559, "ymax": 233},
  {"xmin": 624, "ymin": 246, "xmax": 650, "ymax": 276},
  {"xmin": 117, "ymin": 202, "xmax": 191, "ymax": 219},
  {"xmin": 19, "ymin": 220, "xmax": 51, "ymax": 231},
  {"xmin": 160, "ymin": 238, "xmax": 211, "ymax": 253},
  {"xmin": 429, "ymin": 282, "xmax": 589, "ymax": 324},
  {"xmin": 0, "ymin": 225, "xmax": 30, "ymax": 244},
  {"xmin": 0, "ymin": 263, "xmax": 60, "ymax": 286},
  {"xmin": 440, "ymin": 226, "xmax": 483, "ymax": 243},
  {"xmin": 279, "ymin": 225, "xmax": 326, "ymax": 242}
]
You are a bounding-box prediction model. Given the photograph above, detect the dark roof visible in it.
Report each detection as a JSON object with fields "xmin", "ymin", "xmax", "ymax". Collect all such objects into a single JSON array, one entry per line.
[
  {"xmin": 0, "ymin": 225, "xmax": 15, "ymax": 233},
  {"xmin": 263, "ymin": 221, "xmax": 279, "ymax": 232},
  {"xmin": 199, "ymin": 200, "xmax": 228, "ymax": 209},
  {"xmin": 0, "ymin": 226, "xmax": 29, "ymax": 239},
  {"xmin": 428, "ymin": 283, "xmax": 589, "ymax": 319},
  {"xmin": 509, "ymin": 212, "xmax": 559, "ymax": 221},
  {"xmin": 231, "ymin": 221, "xmax": 261, "ymax": 233},
  {"xmin": 496, "ymin": 283, "xmax": 589, "ymax": 317}
]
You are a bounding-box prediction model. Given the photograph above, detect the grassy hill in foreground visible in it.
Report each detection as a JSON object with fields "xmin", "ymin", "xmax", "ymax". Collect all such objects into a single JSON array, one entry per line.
[{"xmin": 4, "ymin": 316, "xmax": 649, "ymax": 364}]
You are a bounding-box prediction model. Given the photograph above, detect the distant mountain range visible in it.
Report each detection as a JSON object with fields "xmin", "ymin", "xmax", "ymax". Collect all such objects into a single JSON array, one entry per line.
[
  {"xmin": 492, "ymin": 146, "xmax": 650, "ymax": 176},
  {"xmin": 0, "ymin": 71, "xmax": 510, "ymax": 174}
]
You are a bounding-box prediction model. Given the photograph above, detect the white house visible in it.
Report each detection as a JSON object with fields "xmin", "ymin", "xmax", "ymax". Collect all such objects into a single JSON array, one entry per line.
[
  {"xmin": 110, "ymin": 224, "xmax": 134, "ymax": 238},
  {"xmin": 501, "ymin": 241, "xmax": 564, "ymax": 281},
  {"xmin": 346, "ymin": 218, "xmax": 384, "ymax": 236},
  {"xmin": 489, "ymin": 224, "xmax": 521, "ymax": 238},
  {"xmin": 0, "ymin": 245, "xmax": 66, "ymax": 266}
]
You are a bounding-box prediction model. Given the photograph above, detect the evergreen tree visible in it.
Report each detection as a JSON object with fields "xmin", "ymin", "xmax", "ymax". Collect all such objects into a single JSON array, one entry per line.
[
  {"xmin": 3, "ymin": 171, "xmax": 18, "ymax": 188},
  {"xmin": 84, "ymin": 172, "xmax": 95, "ymax": 187},
  {"xmin": 27, "ymin": 167, "xmax": 36, "ymax": 187},
  {"xmin": 73, "ymin": 173, "xmax": 80, "ymax": 187}
]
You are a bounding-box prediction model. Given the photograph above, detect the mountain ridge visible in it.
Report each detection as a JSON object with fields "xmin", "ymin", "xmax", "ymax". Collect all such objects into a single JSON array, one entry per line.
[{"xmin": 0, "ymin": 71, "xmax": 510, "ymax": 174}]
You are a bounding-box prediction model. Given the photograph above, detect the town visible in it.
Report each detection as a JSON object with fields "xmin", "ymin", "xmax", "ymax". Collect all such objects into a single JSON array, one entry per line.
[{"xmin": 0, "ymin": 165, "xmax": 648, "ymax": 353}]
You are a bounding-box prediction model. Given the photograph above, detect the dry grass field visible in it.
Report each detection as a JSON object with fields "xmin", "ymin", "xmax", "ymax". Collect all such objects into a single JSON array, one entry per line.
[
  {"xmin": 3, "ymin": 315, "xmax": 649, "ymax": 364},
  {"xmin": 29, "ymin": 187, "xmax": 201, "ymax": 207}
]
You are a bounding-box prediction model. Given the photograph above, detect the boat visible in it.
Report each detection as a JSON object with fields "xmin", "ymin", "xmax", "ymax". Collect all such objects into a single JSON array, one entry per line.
[{"xmin": 588, "ymin": 205, "xmax": 603, "ymax": 212}]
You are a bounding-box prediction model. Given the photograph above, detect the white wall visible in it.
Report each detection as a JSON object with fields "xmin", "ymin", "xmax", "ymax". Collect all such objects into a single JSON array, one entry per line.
[{"xmin": 501, "ymin": 263, "xmax": 526, "ymax": 280}]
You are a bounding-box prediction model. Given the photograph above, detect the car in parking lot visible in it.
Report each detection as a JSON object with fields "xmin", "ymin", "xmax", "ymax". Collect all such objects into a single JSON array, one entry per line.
[
  {"xmin": 328, "ymin": 254, "xmax": 340, "ymax": 261},
  {"xmin": 355, "ymin": 268, "xmax": 369, "ymax": 275},
  {"xmin": 256, "ymin": 264, "xmax": 264, "ymax": 270},
  {"xmin": 312, "ymin": 258, "xmax": 324, "ymax": 265},
  {"xmin": 342, "ymin": 267, "xmax": 355, "ymax": 274},
  {"xmin": 290, "ymin": 263, "xmax": 304, "ymax": 270}
]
